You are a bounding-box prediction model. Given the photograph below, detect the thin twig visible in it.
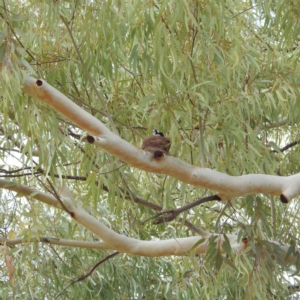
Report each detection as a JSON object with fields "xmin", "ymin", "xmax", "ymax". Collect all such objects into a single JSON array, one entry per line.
[
  {"xmin": 46, "ymin": 179, "xmax": 72, "ymax": 215},
  {"xmin": 55, "ymin": 251, "xmax": 119, "ymax": 298},
  {"xmin": 60, "ymin": 15, "xmax": 118, "ymax": 134},
  {"xmin": 117, "ymin": 61, "xmax": 145, "ymax": 96},
  {"xmin": 214, "ymin": 201, "xmax": 230, "ymax": 233},
  {"xmin": 183, "ymin": 220, "xmax": 210, "ymax": 237},
  {"xmin": 270, "ymin": 195, "xmax": 276, "ymax": 238},
  {"xmin": 152, "ymin": 195, "xmax": 220, "ymax": 224},
  {"xmin": 272, "ymin": 141, "xmax": 299, "ymax": 153}
]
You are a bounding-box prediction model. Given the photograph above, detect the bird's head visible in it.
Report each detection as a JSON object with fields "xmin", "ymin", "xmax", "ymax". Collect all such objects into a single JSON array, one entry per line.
[{"xmin": 152, "ymin": 129, "xmax": 165, "ymax": 137}]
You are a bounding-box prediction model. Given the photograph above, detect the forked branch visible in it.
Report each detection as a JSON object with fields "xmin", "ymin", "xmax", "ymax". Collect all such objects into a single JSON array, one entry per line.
[{"xmin": 22, "ymin": 76, "xmax": 300, "ymax": 202}]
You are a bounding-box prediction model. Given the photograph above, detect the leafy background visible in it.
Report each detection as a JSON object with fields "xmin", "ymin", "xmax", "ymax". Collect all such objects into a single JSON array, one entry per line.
[{"xmin": 0, "ymin": 0, "xmax": 300, "ymax": 298}]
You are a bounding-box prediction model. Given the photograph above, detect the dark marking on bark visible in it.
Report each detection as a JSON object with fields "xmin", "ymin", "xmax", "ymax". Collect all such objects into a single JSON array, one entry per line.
[
  {"xmin": 41, "ymin": 237, "xmax": 50, "ymax": 243},
  {"xmin": 36, "ymin": 79, "xmax": 43, "ymax": 86},
  {"xmin": 86, "ymin": 135, "xmax": 95, "ymax": 143},
  {"xmin": 280, "ymin": 194, "xmax": 288, "ymax": 203},
  {"xmin": 153, "ymin": 150, "xmax": 163, "ymax": 159}
]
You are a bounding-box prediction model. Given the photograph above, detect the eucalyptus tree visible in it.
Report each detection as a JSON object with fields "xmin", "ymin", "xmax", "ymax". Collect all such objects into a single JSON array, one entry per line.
[{"xmin": 1, "ymin": 0, "xmax": 300, "ymax": 299}]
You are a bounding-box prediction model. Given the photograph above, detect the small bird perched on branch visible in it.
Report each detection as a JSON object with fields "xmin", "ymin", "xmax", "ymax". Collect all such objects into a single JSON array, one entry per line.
[
  {"xmin": 142, "ymin": 129, "xmax": 171, "ymax": 159},
  {"xmin": 152, "ymin": 129, "xmax": 165, "ymax": 137}
]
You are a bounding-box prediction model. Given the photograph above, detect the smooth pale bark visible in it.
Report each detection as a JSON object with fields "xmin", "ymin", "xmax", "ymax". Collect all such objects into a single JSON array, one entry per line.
[
  {"xmin": 21, "ymin": 76, "xmax": 300, "ymax": 202},
  {"xmin": 0, "ymin": 237, "xmax": 112, "ymax": 250},
  {"xmin": 0, "ymin": 179, "xmax": 241, "ymax": 256},
  {"xmin": 1, "ymin": 179, "xmax": 298, "ymax": 265}
]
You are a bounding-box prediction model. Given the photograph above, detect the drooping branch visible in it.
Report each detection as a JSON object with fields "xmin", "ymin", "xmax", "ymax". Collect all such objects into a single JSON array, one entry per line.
[
  {"xmin": 22, "ymin": 76, "xmax": 300, "ymax": 202},
  {"xmin": 0, "ymin": 178, "xmax": 240, "ymax": 257},
  {"xmin": 0, "ymin": 178, "xmax": 299, "ymax": 265}
]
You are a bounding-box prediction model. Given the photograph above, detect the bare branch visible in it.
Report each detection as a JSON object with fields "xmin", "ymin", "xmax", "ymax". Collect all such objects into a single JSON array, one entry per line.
[
  {"xmin": 153, "ymin": 195, "xmax": 220, "ymax": 224},
  {"xmin": 271, "ymin": 141, "xmax": 299, "ymax": 153}
]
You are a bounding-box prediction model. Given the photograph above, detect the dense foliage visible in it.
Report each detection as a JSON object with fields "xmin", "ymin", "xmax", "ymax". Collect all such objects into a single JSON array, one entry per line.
[{"xmin": 1, "ymin": 0, "xmax": 300, "ymax": 298}]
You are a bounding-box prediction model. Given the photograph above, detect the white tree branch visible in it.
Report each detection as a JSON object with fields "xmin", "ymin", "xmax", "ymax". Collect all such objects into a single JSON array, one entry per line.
[
  {"xmin": 0, "ymin": 178, "xmax": 240, "ymax": 256},
  {"xmin": 0, "ymin": 178, "xmax": 298, "ymax": 265},
  {"xmin": 21, "ymin": 76, "xmax": 300, "ymax": 202},
  {"xmin": 0, "ymin": 236, "xmax": 112, "ymax": 250}
]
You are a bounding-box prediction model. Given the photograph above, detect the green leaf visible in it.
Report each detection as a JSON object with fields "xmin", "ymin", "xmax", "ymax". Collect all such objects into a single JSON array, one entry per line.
[
  {"xmin": 10, "ymin": 14, "xmax": 27, "ymax": 22},
  {"xmin": 222, "ymin": 234, "xmax": 232, "ymax": 257},
  {"xmin": 223, "ymin": 256, "xmax": 238, "ymax": 272},
  {"xmin": 20, "ymin": 58, "xmax": 37, "ymax": 75},
  {"xmin": 190, "ymin": 238, "xmax": 206, "ymax": 252},
  {"xmin": 285, "ymin": 242, "xmax": 296, "ymax": 261},
  {"xmin": 268, "ymin": 141, "xmax": 281, "ymax": 152}
]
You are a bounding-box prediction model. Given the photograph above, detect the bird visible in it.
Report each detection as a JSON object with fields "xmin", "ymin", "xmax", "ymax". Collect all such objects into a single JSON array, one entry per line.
[
  {"xmin": 142, "ymin": 129, "xmax": 171, "ymax": 159},
  {"xmin": 152, "ymin": 129, "xmax": 165, "ymax": 137}
]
